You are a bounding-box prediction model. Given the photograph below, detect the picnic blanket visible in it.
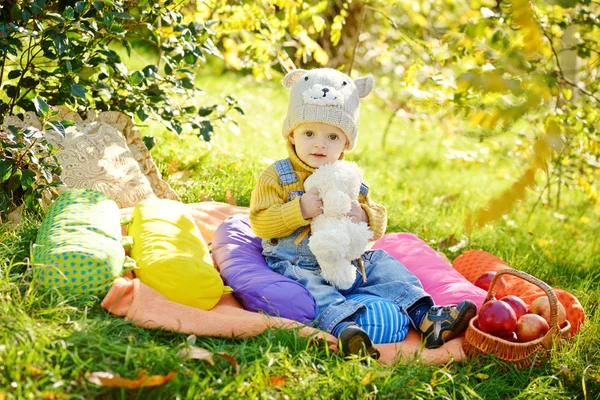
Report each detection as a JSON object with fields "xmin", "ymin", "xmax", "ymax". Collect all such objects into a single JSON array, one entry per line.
[
  {"xmin": 104, "ymin": 202, "xmax": 584, "ymax": 364},
  {"xmin": 105, "ymin": 202, "xmax": 465, "ymax": 365}
]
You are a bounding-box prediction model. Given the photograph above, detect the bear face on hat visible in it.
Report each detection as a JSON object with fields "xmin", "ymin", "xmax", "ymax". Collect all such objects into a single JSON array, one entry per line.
[{"xmin": 282, "ymin": 68, "xmax": 374, "ymax": 151}]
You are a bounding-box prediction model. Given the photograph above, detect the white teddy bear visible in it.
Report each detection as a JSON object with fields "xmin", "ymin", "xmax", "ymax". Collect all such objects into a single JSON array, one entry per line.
[{"xmin": 304, "ymin": 160, "xmax": 374, "ymax": 290}]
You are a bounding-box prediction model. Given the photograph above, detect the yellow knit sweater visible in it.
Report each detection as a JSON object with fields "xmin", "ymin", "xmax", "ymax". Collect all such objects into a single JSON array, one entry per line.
[{"xmin": 250, "ymin": 141, "xmax": 387, "ymax": 240}]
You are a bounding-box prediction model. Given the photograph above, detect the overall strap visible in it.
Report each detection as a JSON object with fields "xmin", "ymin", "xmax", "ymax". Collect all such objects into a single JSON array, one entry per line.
[
  {"xmin": 360, "ymin": 182, "xmax": 369, "ymax": 196},
  {"xmin": 274, "ymin": 158, "xmax": 298, "ymax": 185}
]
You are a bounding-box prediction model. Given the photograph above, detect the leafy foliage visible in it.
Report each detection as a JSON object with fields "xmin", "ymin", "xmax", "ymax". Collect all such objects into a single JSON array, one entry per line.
[
  {"xmin": 0, "ymin": 97, "xmax": 65, "ymax": 222},
  {"xmin": 190, "ymin": 0, "xmax": 600, "ymax": 228},
  {"xmin": 0, "ymin": 0, "xmax": 242, "ymax": 140}
]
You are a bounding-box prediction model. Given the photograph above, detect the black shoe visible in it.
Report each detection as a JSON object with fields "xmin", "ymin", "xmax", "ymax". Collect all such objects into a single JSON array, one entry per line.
[
  {"xmin": 419, "ymin": 299, "xmax": 477, "ymax": 349},
  {"xmin": 337, "ymin": 324, "xmax": 380, "ymax": 360}
]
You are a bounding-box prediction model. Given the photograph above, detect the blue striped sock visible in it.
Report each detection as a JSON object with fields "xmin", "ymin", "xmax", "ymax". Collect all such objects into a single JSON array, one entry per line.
[{"xmin": 331, "ymin": 321, "xmax": 354, "ymax": 337}]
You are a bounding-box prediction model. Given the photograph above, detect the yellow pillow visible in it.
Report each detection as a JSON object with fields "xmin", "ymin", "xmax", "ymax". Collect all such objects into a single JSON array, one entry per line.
[{"xmin": 128, "ymin": 199, "xmax": 231, "ymax": 310}]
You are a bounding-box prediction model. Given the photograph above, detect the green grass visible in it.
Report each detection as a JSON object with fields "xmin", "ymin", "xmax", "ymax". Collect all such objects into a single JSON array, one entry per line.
[{"xmin": 1, "ymin": 71, "xmax": 599, "ymax": 399}]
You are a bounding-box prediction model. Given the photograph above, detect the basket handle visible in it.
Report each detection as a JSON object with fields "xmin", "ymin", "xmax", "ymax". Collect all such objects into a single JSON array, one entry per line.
[{"xmin": 485, "ymin": 269, "xmax": 560, "ymax": 330}]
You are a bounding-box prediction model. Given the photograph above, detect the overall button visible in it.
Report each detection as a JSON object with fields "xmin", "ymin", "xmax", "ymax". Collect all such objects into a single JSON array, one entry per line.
[{"xmin": 269, "ymin": 238, "xmax": 279, "ymax": 245}]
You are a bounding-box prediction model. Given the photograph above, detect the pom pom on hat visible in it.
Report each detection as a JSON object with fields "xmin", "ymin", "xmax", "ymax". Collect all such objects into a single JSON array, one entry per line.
[{"xmin": 282, "ymin": 68, "xmax": 374, "ymax": 151}]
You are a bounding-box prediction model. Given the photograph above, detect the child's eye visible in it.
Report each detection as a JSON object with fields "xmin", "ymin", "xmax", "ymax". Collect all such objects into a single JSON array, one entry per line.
[
  {"xmin": 328, "ymin": 134, "xmax": 339, "ymax": 140},
  {"xmin": 304, "ymin": 131, "xmax": 314, "ymax": 137}
]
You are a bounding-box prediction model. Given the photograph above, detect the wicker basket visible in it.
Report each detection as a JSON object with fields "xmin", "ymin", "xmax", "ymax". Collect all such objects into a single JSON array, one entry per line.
[{"xmin": 463, "ymin": 269, "xmax": 571, "ymax": 367}]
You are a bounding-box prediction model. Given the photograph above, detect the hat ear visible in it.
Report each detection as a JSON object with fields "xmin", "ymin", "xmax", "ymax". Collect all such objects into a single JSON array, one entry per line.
[
  {"xmin": 354, "ymin": 75, "xmax": 374, "ymax": 98},
  {"xmin": 282, "ymin": 69, "xmax": 308, "ymax": 89}
]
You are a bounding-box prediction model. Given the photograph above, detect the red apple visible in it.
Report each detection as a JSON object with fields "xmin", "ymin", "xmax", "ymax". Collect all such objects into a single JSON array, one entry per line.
[
  {"xmin": 515, "ymin": 314, "xmax": 549, "ymax": 342},
  {"xmin": 529, "ymin": 296, "xmax": 566, "ymax": 326},
  {"xmin": 478, "ymin": 300, "xmax": 517, "ymax": 337},
  {"xmin": 473, "ymin": 272, "xmax": 508, "ymax": 297},
  {"xmin": 500, "ymin": 295, "xmax": 529, "ymax": 320},
  {"xmin": 497, "ymin": 331, "xmax": 519, "ymax": 342}
]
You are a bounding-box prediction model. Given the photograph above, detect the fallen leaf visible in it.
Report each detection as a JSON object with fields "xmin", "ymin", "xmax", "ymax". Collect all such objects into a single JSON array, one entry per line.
[
  {"xmin": 42, "ymin": 393, "xmax": 69, "ymax": 400},
  {"xmin": 437, "ymin": 234, "xmax": 458, "ymax": 248},
  {"xmin": 177, "ymin": 346, "xmax": 215, "ymax": 365},
  {"xmin": 86, "ymin": 370, "xmax": 176, "ymax": 389},
  {"xmin": 177, "ymin": 345, "xmax": 239, "ymax": 373},
  {"xmin": 214, "ymin": 353, "xmax": 240, "ymax": 374},
  {"xmin": 268, "ymin": 376, "xmax": 287, "ymax": 387},
  {"xmin": 225, "ymin": 189, "xmax": 237, "ymax": 205},
  {"xmin": 361, "ymin": 371, "xmax": 376, "ymax": 385},
  {"xmin": 433, "ymin": 193, "xmax": 459, "ymax": 205},
  {"xmin": 27, "ymin": 365, "xmax": 42, "ymax": 377},
  {"xmin": 170, "ymin": 170, "xmax": 193, "ymax": 182},
  {"xmin": 7, "ymin": 204, "xmax": 23, "ymax": 227},
  {"xmin": 475, "ymin": 373, "xmax": 489, "ymax": 380}
]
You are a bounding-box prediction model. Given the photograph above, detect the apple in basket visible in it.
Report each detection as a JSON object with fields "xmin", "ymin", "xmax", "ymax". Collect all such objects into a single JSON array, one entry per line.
[
  {"xmin": 500, "ymin": 295, "xmax": 529, "ymax": 320},
  {"xmin": 497, "ymin": 331, "xmax": 519, "ymax": 343},
  {"xmin": 473, "ymin": 272, "xmax": 508, "ymax": 297},
  {"xmin": 477, "ymin": 300, "xmax": 518, "ymax": 337},
  {"xmin": 515, "ymin": 314, "xmax": 549, "ymax": 342},
  {"xmin": 529, "ymin": 296, "xmax": 567, "ymax": 326}
]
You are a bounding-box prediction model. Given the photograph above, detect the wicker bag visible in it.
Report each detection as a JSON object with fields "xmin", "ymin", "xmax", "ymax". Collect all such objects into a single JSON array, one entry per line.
[{"xmin": 463, "ymin": 269, "xmax": 570, "ymax": 367}]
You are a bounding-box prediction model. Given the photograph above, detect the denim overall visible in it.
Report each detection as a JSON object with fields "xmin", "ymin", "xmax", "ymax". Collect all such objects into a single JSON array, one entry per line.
[{"xmin": 263, "ymin": 159, "xmax": 432, "ymax": 334}]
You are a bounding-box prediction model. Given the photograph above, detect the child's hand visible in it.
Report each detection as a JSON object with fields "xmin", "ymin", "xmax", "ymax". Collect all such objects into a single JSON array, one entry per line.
[
  {"xmin": 346, "ymin": 200, "xmax": 368, "ymax": 223},
  {"xmin": 300, "ymin": 187, "xmax": 323, "ymax": 219}
]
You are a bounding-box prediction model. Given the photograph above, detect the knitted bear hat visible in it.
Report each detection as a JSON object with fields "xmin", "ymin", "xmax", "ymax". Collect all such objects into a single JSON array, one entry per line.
[{"xmin": 282, "ymin": 68, "xmax": 374, "ymax": 151}]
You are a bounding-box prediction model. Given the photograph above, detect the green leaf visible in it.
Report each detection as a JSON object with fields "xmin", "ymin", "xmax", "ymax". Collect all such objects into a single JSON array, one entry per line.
[
  {"xmin": 199, "ymin": 120, "xmax": 213, "ymax": 141},
  {"xmin": 130, "ymin": 70, "xmax": 144, "ymax": 86},
  {"xmin": 45, "ymin": 13, "xmax": 65, "ymax": 24},
  {"xmin": 33, "ymin": 97, "xmax": 50, "ymax": 118},
  {"xmin": 8, "ymin": 70, "xmax": 21, "ymax": 79},
  {"xmin": 234, "ymin": 106, "xmax": 244, "ymax": 115},
  {"xmin": 113, "ymin": 12, "xmax": 134, "ymax": 20},
  {"xmin": 52, "ymin": 33, "xmax": 69, "ymax": 54},
  {"xmin": 198, "ymin": 106, "xmax": 215, "ymax": 117},
  {"xmin": 63, "ymin": 6, "xmax": 75, "ymax": 19},
  {"xmin": 10, "ymin": 4, "xmax": 22, "ymax": 20},
  {"xmin": 0, "ymin": 160, "xmax": 13, "ymax": 183},
  {"xmin": 136, "ymin": 107, "xmax": 149, "ymax": 121},
  {"xmin": 7, "ymin": 170, "xmax": 22, "ymax": 192},
  {"xmin": 40, "ymin": 168, "xmax": 53, "ymax": 184},
  {"xmin": 45, "ymin": 120, "xmax": 67, "ymax": 137},
  {"xmin": 70, "ymin": 83, "xmax": 87, "ymax": 98},
  {"xmin": 21, "ymin": 169, "xmax": 36, "ymax": 190},
  {"xmin": 5, "ymin": 85, "xmax": 18, "ymax": 99},
  {"xmin": 142, "ymin": 135, "xmax": 155, "ymax": 151},
  {"xmin": 75, "ymin": 1, "xmax": 90, "ymax": 15},
  {"xmin": 21, "ymin": 77, "xmax": 38, "ymax": 88}
]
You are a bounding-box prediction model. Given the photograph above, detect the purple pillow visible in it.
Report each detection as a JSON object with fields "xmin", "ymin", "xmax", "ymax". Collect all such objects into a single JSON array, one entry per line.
[{"xmin": 211, "ymin": 214, "xmax": 316, "ymax": 324}]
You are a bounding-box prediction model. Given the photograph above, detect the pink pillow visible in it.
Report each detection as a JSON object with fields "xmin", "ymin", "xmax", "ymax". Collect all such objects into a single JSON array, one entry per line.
[{"xmin": 372, "ymin": 233, "xmax": 486, "ymax": 310}]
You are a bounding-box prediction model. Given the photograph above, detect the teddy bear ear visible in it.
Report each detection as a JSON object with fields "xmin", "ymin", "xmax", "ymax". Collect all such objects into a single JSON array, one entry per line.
[
  {"xmin": 354, "ymin": 75, "xmax": 374, "ymax": 98},
  {"xmin": 282, "ymin": 69, "xmax": 308, "ymax": 88}
]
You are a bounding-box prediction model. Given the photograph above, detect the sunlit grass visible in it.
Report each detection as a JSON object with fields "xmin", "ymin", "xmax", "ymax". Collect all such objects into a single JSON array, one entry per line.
[{"xmin": 1, "ymin": 70, "xmax": 599, "ymax": 398}]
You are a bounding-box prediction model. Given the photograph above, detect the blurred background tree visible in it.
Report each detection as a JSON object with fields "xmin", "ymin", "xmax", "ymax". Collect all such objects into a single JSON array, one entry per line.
[
  {"xmin": 1, "ymin": 0, "xmax": 598, "ymax": 226},
  {"xmin": 187, "ymin": 0, "xmax": 599, "ymax": 227}
]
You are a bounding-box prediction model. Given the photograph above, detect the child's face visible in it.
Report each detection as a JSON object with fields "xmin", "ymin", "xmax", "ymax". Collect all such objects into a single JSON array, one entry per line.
[{"xmin": 290, "ymin": 122, "xmax": 348, "ymax": 168}]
